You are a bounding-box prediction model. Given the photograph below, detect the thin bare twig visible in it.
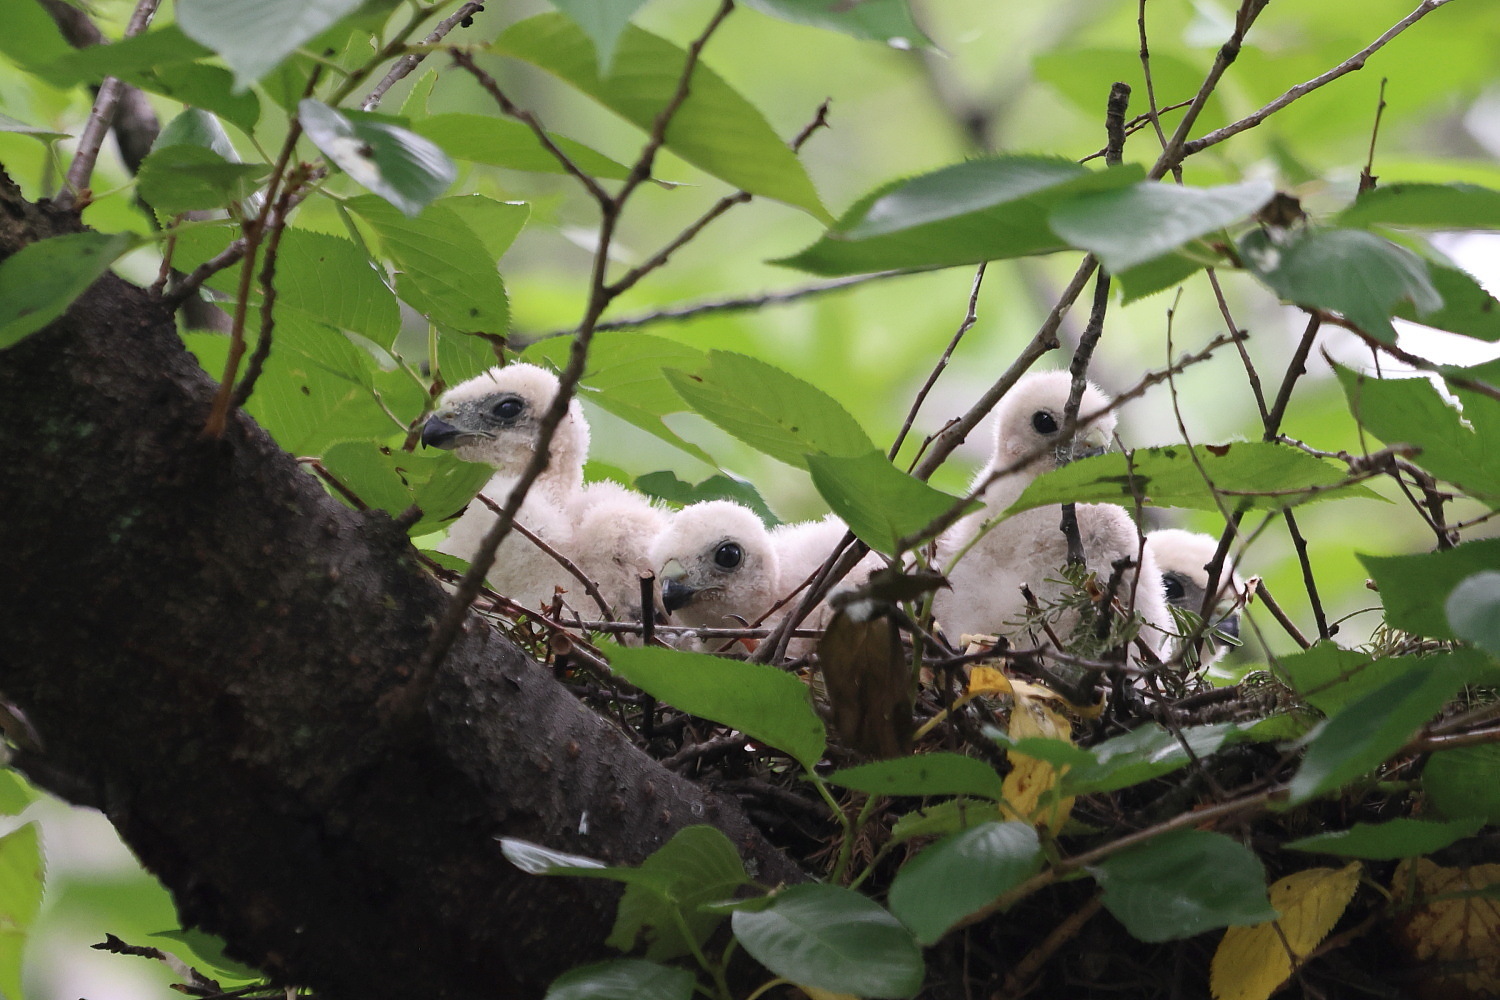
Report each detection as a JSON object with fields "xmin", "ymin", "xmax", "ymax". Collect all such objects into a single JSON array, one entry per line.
[
  {"xmin": 363, "ymin": 1, "xmax": 487, "ymax": 111},
  {"xmin": 229, "ymin": 188, "xmax": 294, "ymax": 408},
  {"xmin": 472, "ymin": 493, "xmax": 613, "ymax": 619},
  {"xmin": 1254, "ymin": 578, "xmax": 1313, "ymax": 650},
  {"xmin": 890, "ymin": 264, "xmax": 986, "ymax": 461}
]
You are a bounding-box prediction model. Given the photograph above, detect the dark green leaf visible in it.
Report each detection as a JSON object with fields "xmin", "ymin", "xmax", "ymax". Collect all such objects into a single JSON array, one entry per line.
[
  {"xmin": 807, "ymin": 450, "xmax": 970, "ymax": 556},
  {"xmin": 1286, "ymin": 817, "xmax": 1485, "ymax": 859},
  {"xmin": 1361, "ymin": 539, "xmax": 1500, "ymax": 640},
  {"xmin": 137, "ymin": 145, "xmax": 267, "ymax": 214},
  {"xmin": 887, "ymin": 821, "xmax": 1042, "ymax": 945},
  {"xmin": 494, "ymin": 14, "xmax": 827, "ymax": 219},
  {"xmin": 320, "ymin": 441, "xmax": 494, "ymax": 532},
  {"xmin": 1446, "ymin": 571, "xmax": 1500, "ymax": 654},
  {"xmin": 0, "ymin": 231, "xmax": 139, "ymax": 349},
  {"xmin": 607, "ymin": 826, "xmax": 748, "ymax": 960},
  {"xmin": 544, "ymin": 959, "xmax": 695, "ymax": 1000},
  {"xmin": 1394, "ymin": 249, "xmax": 1500, "ymax": 342},
  {"xmin": 347, "ymin": 194, "xmax": 508, "ymax": 336},
  {"xmin": 665, "ymin": 351, "xmax": 873, "ymax": 469},
  {"xmin": 0, "ymin": 823, "xmax": 44, "ymax": 1000},
  {"xmin": 300, "ymin": 101, "xmax": 456, "ymax": 216},
  {"xmin": 411, "ymin": 113, "xmax": 631, "ymax": 179},
  {"xmin": 635, "ymin": 471, "xmax": 779, "ymax": 526},
  {"xmin": 778, "ymin": 157, "xmax": 1143, "ymax": 276},
  {"xmin": 36, "ymin": 25, "xmax": 209, "ymax": 86},
  {"xmin": 548, "ymin": 0, "xmax": 649, "ymax": 72},
  {"xmin": 888, "ymin": 798, "xmax": 997, "ymax": 845},
  {"xmin": 1424, "ymin": 743, "xmax": 1500, "ymax": 824},
  {"xmin": 1088, "ymin": 830, "xmax": 1275, "ymax": 942},
  {"xmin": 740, "ymin": 0, "xmax": 930, "ymax": 47},
  {"xmin": 1275, "ymin": 643, "xmax": 1408, "ymax": 716},
  {"xmin": 606, "ymin": 645, "xmax": 826, "ymax": 770},
  {"xmin": 177, "ymin": 0, "xmax": 367, "ymax": 89},
  {"xmin": 1239, "ymin": 227, "xmax": 1441, "ymax": 343},
  {"xmin": 1049, "ymin": 179, "xmax": 1273, "ymax": 272},
  {"xmin": 1056, "ymin": 723, "xmax": 1239, "ymax": 796},
  {"xmin": 0, "ymin": 112, "xmax": 68, "ymax": 141},
  {"xmin": 1337, "ymin": 183, "xmax": 1500, "ymax": 230},
  {"xmin": 827, "ymin": 752, "xmax": 1003, "ymax": 800},
  {"xmin": 1288, "ymin": 655, "xmax": 1478, "ymax": 805},
  {"xmin": 137, "ymin": 64, "xmax": 261, "ymax": 136},
  {"xmin": 1005, "ymin": 442, "xmax": 1382, "ymax": 516},
  {"xmin": 1116, "ymin": 250, "xmax": 1209, "ymax": 304},
  {"xmin": 731, "ymin": 884, "xmax": 924, "ymax": 999}
]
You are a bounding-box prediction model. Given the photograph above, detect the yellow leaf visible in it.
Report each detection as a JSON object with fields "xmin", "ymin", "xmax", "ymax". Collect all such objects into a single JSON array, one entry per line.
[
  {"xmin": 1210, "ymin": 862, "xmax": 1361, "ymax": 1000},
  {"xmin": 999, "ymin": 686, "xmax": 1074, "ymax": 833},
  {"xmin": 1391, "ymin": 858, "xmax": 1500, "ymax": 999},
  {"xmin": 797, "ymin": 987, "xmax": 859, "ymax": 1000},
  {"xmin": 968, "ymin": 665, "xmax": 1012, "ymax": 697}
]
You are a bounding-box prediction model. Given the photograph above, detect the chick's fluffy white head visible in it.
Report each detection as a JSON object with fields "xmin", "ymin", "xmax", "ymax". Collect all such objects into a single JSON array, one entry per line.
[
  {"xmin": 651, "ymin": 500, "xmax": 778, "ymax": 628},
  {"xmin": 1145, "ymin": 529, "xmax": 1247, "ymax": 608},
  {"xmin": 993, "ymin": 371, "xmax": 1115, "ymax": 476},
  {"xmin": 423, "ymin": 364, "xmax": 590, "ymax": 485}
]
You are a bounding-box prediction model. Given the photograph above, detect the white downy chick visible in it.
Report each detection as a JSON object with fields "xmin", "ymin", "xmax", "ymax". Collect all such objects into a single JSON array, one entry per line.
[
  {"xmin": 421, "ymin": 364, "xmax": 589, "ymax": 612},
  {"xmin": 1144, "ymin": 529, "xmax": 1246, "ymax": 667},
  {"xmin": 933, "ymin": 370, "xmax": 1172, "ymax": 653},
  {"xmin": 651, "ymin": 500, "xmax": 779, "ymax": 649},
  {"xmin": 569, "ymin": 480, "xmax": 671, "ymax": 622},
  {"xmin": 768, "ymin": 514, "xmax": 885, "ymax": 656}
]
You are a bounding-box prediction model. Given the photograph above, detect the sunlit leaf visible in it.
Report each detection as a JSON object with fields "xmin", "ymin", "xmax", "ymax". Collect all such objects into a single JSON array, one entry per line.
[
  {"xmin": 807, "ymin": 450, "xmax": 970, "ymax": 556},
  {"xmin": 0, "ymin": 771, "xmax": 37, "ymax": 815},
  {"xmin": 548, "ymin": 0, "xmax": 649, "ymax": 72},
  {"xmin": 827, "ymin": 752, "xmax": 1003, "ymax": 800},
  {"xmin": 177, "ymin": 0, "xmax": 367, "ymax": 89},
  {"xmin": 0, "ymin": 823, "xmax": 44, "ymax": 1000},
  {"xmin": 411, "ymin": 113, "xmax": 631, "ymax": 179},
  {"xmin": 731, "ymin": 885, "xmax": 924, "ymax": 999},
  {"xmin": 544, "ymin": 958, "xmax": 695, "ymax": 1000},
  {"xmin": 300, "ymin": 101, "xmax": 456, "ymax": 216},
  {"xmin": 606, "ymin": 645, "xmax": 826, "ymax": 769},
  {"xmin": 1210, "ymin": 864, "xmax": 1361, "ymax": 1000},
  {"xmin": 321, "ymin": 441, "xmax": 494, "ymax": 532},
  {"xmin": 887, "ymin": 821, "xmax": 1042, "ymax": 945},
  {"xmin": 0, "ymin": 231, "xmax": 139, "ymax": 349},
  {"xmin": 740, "ymin": 0, "xmax": 929, "ymax": 48},
  {"xmin": 634, "ymin": 471, "xmax": 779, "ymax": 526},
  {"xmin": 1287, "ymin": 818, "xmax": 1485, "ymax": 859}
]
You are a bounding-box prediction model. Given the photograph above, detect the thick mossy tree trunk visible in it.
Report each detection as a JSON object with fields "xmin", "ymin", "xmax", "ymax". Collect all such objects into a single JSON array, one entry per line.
[{"xmin": 0, "ymin": 170, "xmax": 804, "ymax": 999}]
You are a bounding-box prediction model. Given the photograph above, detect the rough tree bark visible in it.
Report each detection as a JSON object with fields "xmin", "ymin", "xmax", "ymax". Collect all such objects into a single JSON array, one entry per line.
[{"xmin": 0, "ymin": 170, "xmax": 805, "ymax": 998}]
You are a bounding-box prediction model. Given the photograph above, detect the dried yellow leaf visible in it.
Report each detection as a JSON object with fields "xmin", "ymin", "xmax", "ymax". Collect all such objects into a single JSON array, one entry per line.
[
  {"xmin": 1210, "ymin": 862, "xmax": 1361, "ymax": 1000},
  {"xmin": 999, "ymin": 686, "xmax": 1074, "ymax": 833},
  {"xmin": 968, "ymin": 665, "xmax": 1012, "ymax": 697},
  {"xmin": 1391, "ymin": 858, "xmax": 1500, "ymax": 999}
]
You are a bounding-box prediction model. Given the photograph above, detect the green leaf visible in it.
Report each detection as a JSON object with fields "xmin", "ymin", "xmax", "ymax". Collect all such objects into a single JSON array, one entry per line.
[
  {"xmin": 0, "ymin": 0, "xmax": 72, "ymax": 73},
  {"xmin": 0, "ymin": 771, "xmax": 37, "ymax": 816},
  {"xmin": 548, "ymin": 0, "xmax": 649, "ymax": 72},
  {"xmin": 1361, "ymin": 538, "xmax": 1500, "ymax": 640},
  {"xmin": 1238, "ymin": 227, "xmax": 1441, "ymax": 343},
  {"xmin": 1446, "ymin": 571, "xmax": 1500, "ymax": 654},
  {"xmin": 778, "ymin": 157, "xmax": 1144, "ymax": 276},
  {"xmin": 827, "ymin": 752, "xmax": 1004, "ymax": 800},
  {"xmin": 606, "ymin": 645, "xmax": 826, "ymax": 769},
  {"xmin": 606, "ymin": 826, "xmax": 749, "ymax": 960},
  {"xmin": 0, "ymin": 823, "xmax": 44, "ymax": 1000},
  {"xmin": 437, "ymin": 195, "xmax": 530, "ymax": 262},
  {"xmin": 320, "ymin": 441, "xmax": 494, "ymax": 532},
  {"xmin": 1336, "ymin": 364, "xmax": 1500, "ymax": 505},
  {"xmin": 888, "ymin": 798, "xmax": 997, "ymax": 845},
  {"xmin": 1049, "ymin": 179, "xmax": 1272, "ymax": 272},
  {"xmin": 1288, "ymin": 655, "xmax": 1478, "ymax": 805},
  {"xmin": 1004, "ymin": 442, "xmax": 1382, "ymax": 516},
  {"xmin": 1337, "ymin": 183, "xmax": 1500, "ymax": 230},
  {"xmin": 0, "ymin": 231, "xmax": 139, "ymax": 349},
  {"xmin": 411, "ymin": 113, "xmax": 631, "ymax": 179},
  {"xmin": 140, "ymin": 64, "xmax": 262, "ymax": 136},
  {"xmin": 36, "ymin": 25, "xmax": 210, "ymax": 87},
  {"xmin": 300, "ymin": 101, "xmax": 456, "ymax": 217},
  {"xmin": 1286, "ymin": 817, "xmax": 1486, "ymax": 859},
  {"xmin": 1424, "ymin": 743, "xmax": 1500, "ymax": 824},
  {"xmin": 494, "ymin": 14, "xmax": 827, "ymax": 219},
  {"xmin": 137, "ymin": 145, "xmax": 268, "ymax": 214},
  {"xmin": 0, "ymin": 112, "xmax": 68, "ymax": 141},
  {"xmin": 1088, "ymin": 830, "xmax": 1275, "ymax": 942},
  {"xmin": 1116, "ymin": 250, "xmax": 1209, "ymax": 304},
  {"xmin": 740, "ymin": 0, "xmax": 930, "ymax": 47},
  {"xmin": 146, "ymin": 929, "xmax": 262, "ymax": 985},
  {"xmin": 177, "ymin": 0, "xmax": 367, "ymax": 89},
  {"xmin": 807, "ymin": 450, "xmax": 970, "ymax": 556},
  {"xmin": 887, "ymin": 821, "xmax": 1042, "ymax": 945},
  {"xmin": 544, "ymin": 959, "xmax": 695, "ymax": 1000},
  {"xmin": 665, "ymin": 351, "xmax": 873, "ymax": 470},
  {"xmin": 1274, "ymin": 643, "xmax": 1408, "ymax": 716},
  {"xmin": 1056, "ymin": 723, "xmax": 1239, "ymax": 797},
  {"xmin": 347, "ymin": 194, "xmax": 508, "ymax": 336},
  {"xmin": 634, "ymin": 471, "xmax": 779, "ymax": 526},
  {"xmin": 1394, "ymin": 247, "xmax": 1500, "ymax": 342},
  {"xmin": 154, "ymin": 108, "xmax": 241, "ymax": 161},
  {"xmin": 731, "ymin": 884, "xmax": 924, "ymax": 999}
]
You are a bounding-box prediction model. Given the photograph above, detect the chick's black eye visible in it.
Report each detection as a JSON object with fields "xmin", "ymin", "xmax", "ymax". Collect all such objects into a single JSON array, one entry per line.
[
  {"xmin": 714, "ymin": 542, "xmax": 743, "ymax": 569},
  {"xmin": 1031, "ymin": 410, "xmax": 1059, "ymax": 435},
  {"xmin": 491, "ymin": 396, "xmax": 524, "ymax": 421},
  {"xmin": 1163, "ymin": 574, "xmax": 1186, "ymax": 602}
]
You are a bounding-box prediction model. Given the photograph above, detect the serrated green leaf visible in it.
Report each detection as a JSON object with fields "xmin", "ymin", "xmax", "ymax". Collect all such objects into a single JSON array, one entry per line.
[
  {"xmin": 1116, "ymin": 250, "xmax": 1208, "ymax": 303},
  {"xmin": 177, "ymin": 0, "xmax": 367, "ymax": 89},
  {"xmin": 1361, "ymin": 539, "xmax": 1500, "ymax": 641},
  {"xmin": 634, "ymin": 471, "xmax": 779, "ymax": 526},
  {"xmin": 1049, "ymin": 179, "xmax": 1272, "ymax": 272},
  {"xmin": 606, "ymin": 645, "xmax": 826, "ymax": 770},
  {"xmin": 1275, "ymin": 643, "xmax": 1408, "ymax": 716},
  {"xmin": 1088, "ymin": 830, "xmax": 1274, "ymax": 942},
  {"xmin": 437, "ymin": 195, "xmax": 529, "ymax": 263},
  {"xmin": 887, "ymin": 821, "xmax": 1042, "ymax": 945},
  {"xmin": 1239, "ymin": 227, "xmax": 1441, "ymax": 343},
  {"xmin": 301, "ymin": 101, "xmax": 455, "ymax": 216},
  {"xmin": 1288, "ymin": 655, "xmax": 1478, "ymax": 805},
  {"xmin": 665, "ymin": 351, "xmax": 873, "ymax": 470},
  {"xmin": 1004, "ymin": 442, "xmax": 1381, "ymax": 516},
  {"xmin": 1337, "ymin": 364, "xmax": 1500, "ymax": 505},
  {"xmin": 1424, "ymin": 743, "xmax": 1500, "ymax": 824},
  {"xmin": 0, "ymin": 772, "xmax": 37, "ymax": 816},
  {"xmin": 731, "ymin": 885, "xmax": 924, "ymax": 999},
  {"xmin": 607, "ymin": 826, "xmax": 748, "ymax": 960},
  {"xmin": 1446, "ymin": 571, "xmax": 1500, "ymax": 654},
  {"xmin": 0, "ymin": 112, "xmax": 68, "ymax": 141},
  {"xmin": 827, "ymin": 752, "xmax": 1004, "ymax": 800},
  {"xmin": 778, "ymin": 157, "xmax": 1144, "ymax": 276},
  {"xmin": 548, "ymin": 0, "xmax": 649, "ymax": 72},
  {"xmin": 0, "ymin": 823, "xmax": 44, "ymax": 1000},
  {"xmin": 544, "ymin": 959, "xmax": 695, "ymax": 1000},
  {"xmin": 807, "ymin": 450, "xmax": 970, "ymax": 556},
  {"xmin": 0, "ymin": 231, "xmax": 139, "ymax": 349},
  {"xmin": 137, "ymin": 145, "xmax": 268, "ymax": 214},
  {"xmin": 411, "ymin": 113, "xmax": 631, "ymax": 179},
  {"xmin": 321, "ymin": 441, "xmax": 493, "ymax": 532},
  {"xmin": 1394, "ymin": 247, "xmax": 1500, "ymax": 342},
  {"xmin": 888, "ymin": 798, "xmax": 996, "ymax": 845},
  {"xmin": 495, "ymin": 14, "xmax": 827, "ymax": 219},
  {"xmin": 35, "ymin": 25, "xmax": 210, "ymax": 87},
  {"xmin": 1337, "ymin": 182, "xmax": 1500, "ymax": 230},
  {"xmin": 741, "ymin": 0, "xmax": 929, "ymax": 47},
  {"xmin": 347, "ymin": 194, "xmax": 508, "ymax": 337},
  {"xmin": 1286, "ymin": 817, "xmax": 1485, "ymax": 859}
]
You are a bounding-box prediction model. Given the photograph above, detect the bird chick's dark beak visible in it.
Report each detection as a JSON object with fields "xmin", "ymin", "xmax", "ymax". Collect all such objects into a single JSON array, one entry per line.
[
  {"xmin": 421, "ymin": 415, "xmax": 463, "ymax": 449},
  {"xmin": 661, "ymin": 578, "xmax": 698, "ymax": 613},
  {"xmin": 1214, "ymin": 611, "xmax": 1241, "ymax": 646}
]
